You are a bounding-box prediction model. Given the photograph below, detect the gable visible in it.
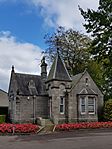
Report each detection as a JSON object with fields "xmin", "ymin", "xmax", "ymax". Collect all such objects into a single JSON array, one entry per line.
[{"xmin": 70, "ymin": 70, "xmax": 103, "ymax": 96}]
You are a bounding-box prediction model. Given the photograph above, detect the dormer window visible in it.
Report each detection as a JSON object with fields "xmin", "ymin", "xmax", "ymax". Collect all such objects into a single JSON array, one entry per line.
[
  {"xmin": 28, "ymin": 80, "xmax": 38, "ymax": 95},
  {"xmin": 29, "ymin": 80, "xmax": 35, "ymax": 88}
]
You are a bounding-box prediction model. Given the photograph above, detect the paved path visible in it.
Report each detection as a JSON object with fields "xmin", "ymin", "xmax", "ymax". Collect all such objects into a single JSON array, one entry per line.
[{"xmin": 1, "ymin": 130, "xmax": 112, "ymax": 149}]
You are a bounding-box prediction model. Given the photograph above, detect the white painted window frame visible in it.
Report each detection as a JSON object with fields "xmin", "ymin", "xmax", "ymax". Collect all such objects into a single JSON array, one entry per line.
[
  {"xmin": 59, "ymin": 96, "xmax": 65, "ymax": 114},
  {"xmin": 88, "ymin": 97, "xmax": 95, "ymax": 115},
  {"xmin": 80, "ymin": 96, "xmax": 96, "ymax": 115},
  {"xmin": 80, "ymin": 97, "xmax": 86, "ymax": 115}
]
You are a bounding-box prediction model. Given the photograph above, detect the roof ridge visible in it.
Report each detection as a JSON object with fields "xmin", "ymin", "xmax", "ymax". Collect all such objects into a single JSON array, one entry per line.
[
  {"xmin": 70, "ymin": 71, "xmax": 86, "ymax": 92},
  {"xmin": 15, "ymin": 72, "xmax": 41, "ymax": 77},
  {"xmin": 72, "ymin": 72, "xmax": 83, "ymax": 78}
]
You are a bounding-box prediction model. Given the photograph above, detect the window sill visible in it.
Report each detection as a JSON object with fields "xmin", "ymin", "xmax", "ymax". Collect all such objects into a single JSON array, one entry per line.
[
  {"xmin": 88, "ymin": 113, "xmax": 95, "ymax": 115},
  {"xmin": 60, "ymin": 113, "xmax": 65, "ymax": 115},
  {"xmin": 80, "ymin": 113, "xmax": 86, "ymax": 115}
]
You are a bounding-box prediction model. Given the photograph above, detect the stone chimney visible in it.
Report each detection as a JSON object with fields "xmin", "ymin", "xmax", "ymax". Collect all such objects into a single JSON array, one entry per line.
[{"xmin": 41, "ymin": 56, "xmax": 47, "ymax": 82}]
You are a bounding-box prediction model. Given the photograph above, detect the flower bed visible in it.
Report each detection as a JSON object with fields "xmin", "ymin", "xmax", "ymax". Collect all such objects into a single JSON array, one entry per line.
[
  {"xmin": 56, "ymin": 122, "xmax": 112, "ymax": 131},
  {"xmin": 0, "ymin": 123, "xmax": 39, "ymax": 134}
]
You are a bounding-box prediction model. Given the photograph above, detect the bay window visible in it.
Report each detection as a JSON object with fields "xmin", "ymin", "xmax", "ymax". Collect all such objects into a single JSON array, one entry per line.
[{"xmin": 80, "ymin": 96, "xmax": 96, "ymax": 115}]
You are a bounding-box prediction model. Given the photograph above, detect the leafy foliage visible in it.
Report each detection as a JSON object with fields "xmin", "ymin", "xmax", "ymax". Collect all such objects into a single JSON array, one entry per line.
[
  {"xmin": 87, "ymin": 60, "xmax": 105, "ymax": 91},
  {"xmin": 0, "ymin": 115, "xmax": 5, "ymax": 124},
  {"xmin": 44, "ymin": 26, "xmax": 105, "ymax": 92},
  {"xmin": 104, "ymin": 99, "xmax": 112, "ymax": 121},
  {"xmin": 79, "ymin": 0, "xmax": 112, "ymax": 60},
  {"xmin": 79, "ymin": 0, "xmax": 112, "ymax": 98},
  {"xmin": 44, "ymin": 26, "xmax": 91, "ymax": 75}
]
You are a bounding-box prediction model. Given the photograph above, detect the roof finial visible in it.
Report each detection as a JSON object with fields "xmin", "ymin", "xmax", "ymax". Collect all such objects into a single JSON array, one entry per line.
[
  {"xmin": 41, "ymin": 56, "xmax": 47, "ymax": 66},
  {"xmin": 12, "ymin": 65, "xmax": 15, "ymax": 72}
]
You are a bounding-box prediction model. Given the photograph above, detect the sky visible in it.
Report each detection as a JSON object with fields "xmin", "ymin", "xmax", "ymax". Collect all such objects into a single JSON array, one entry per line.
[{"xmin": 0, "ymin": 0, "xmax": 99, "ymax": 91}]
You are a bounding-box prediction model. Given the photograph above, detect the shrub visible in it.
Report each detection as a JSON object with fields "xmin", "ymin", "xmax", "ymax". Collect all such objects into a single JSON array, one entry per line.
[
  {"xmin": 0, "ymin": 115, "xmax": 5, "ymax": 124},
  {"xmin": 104, "ymin": 99, "xmax": 112, "ymax": 121}
]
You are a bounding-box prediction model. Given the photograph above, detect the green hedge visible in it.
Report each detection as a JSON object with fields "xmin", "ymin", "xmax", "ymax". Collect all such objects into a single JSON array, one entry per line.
[{"xmin": 0, "ymin": 115, "xmax": 5, "ymax": 123}]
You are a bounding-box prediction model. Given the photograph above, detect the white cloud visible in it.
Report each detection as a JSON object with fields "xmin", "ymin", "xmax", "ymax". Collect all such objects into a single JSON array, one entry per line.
[
  {"xmin": 26, "ymin": 0, "xmax": 99, "ymax": 31},
  {"xmin": 0, "ymin": 0, "xmax": 99, "ymax": 30},
  {"xmin": 0, "ymin": 0, "xmax": 99, "ymax": 91},
  {"xmin": 0, "ymin": 31, "xmax": 42, "ymax": 91}
]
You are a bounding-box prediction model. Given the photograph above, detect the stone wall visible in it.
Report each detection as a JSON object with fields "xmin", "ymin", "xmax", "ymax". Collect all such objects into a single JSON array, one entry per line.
[
  {"xmin": 69, "ymin": 71, "xmax": 103, "ymax": 122},
  {"xmin": 46, "ymin": 80, "xmax": 71, "ymax": 124},
  {"xmin": 11, "ymin": 95, "xmax": 49, "ymax": 123}
]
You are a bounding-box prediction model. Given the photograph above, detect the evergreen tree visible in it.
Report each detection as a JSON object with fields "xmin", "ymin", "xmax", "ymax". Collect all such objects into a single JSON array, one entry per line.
[{"xmin": 79, "ymin": 0, "xmax": 112, "ymax": 99}]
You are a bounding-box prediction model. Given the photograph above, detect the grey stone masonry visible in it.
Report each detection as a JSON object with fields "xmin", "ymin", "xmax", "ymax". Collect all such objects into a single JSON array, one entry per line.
[{"xmin": 8, "ymin": 54, "xmax": 104, "ymax": 124}]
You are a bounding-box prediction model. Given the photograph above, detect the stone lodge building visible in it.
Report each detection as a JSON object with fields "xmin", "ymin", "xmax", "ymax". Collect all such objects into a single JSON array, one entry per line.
[{"xmin": 8, "ymin": 52, "xmax": 103, "ymax": 124}]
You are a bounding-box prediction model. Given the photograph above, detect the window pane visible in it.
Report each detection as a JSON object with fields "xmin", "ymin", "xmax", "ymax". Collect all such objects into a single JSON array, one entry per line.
[
  {"xmin": 81, "ymin": 105, "xmax": 85, "ymax": 113},
  {"xmin": 88, "ymin": 98, "xmax": 94, "ymax": 104},
  {"xmin": 60, "ymin": 105, "xmax": 64, "ymax": 113},
  {"xmin": 88, "ymin": 97, "xmax": 95, "ymax": 113},
  {"xmin": 80, "ymin": 98, "xmax": 86, "ymax": 113},
  {"xmin": 81, "ymin": 98, "xmax": 85, "ymax": 105},
  {"xmin": 60, "ymin": 97, "xmax": 64, "ymax": 114},
  {"xmin": 88, "ymin": 105, "xmax": 94, "ymax": 113},
  {"xmin": 60, "ymin": 97, "xmax": 63, "ymax": 104}
]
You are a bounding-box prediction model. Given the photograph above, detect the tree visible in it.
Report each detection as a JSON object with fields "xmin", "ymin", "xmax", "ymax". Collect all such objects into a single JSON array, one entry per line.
[
  {"xmin": 44, "ymin": 27, "xmax": 105, "ymax": 92},
  {"xmin": 104, "ymin": 99, "xmax": 112, "ymax": 121},
  {"xmin": 44, "ymin": 26, "xmax": 91, "ymax": 75},
  {"xmin": 79, "ymin": 0, "xmax": 112, "ymax": 61},
  {"xmin": 87, "ymin": 60, "xmax": 105, "ymax": 91},
  {"xmin": 79, "ymin": 0, "xmax": 112, "ymax": 98}
]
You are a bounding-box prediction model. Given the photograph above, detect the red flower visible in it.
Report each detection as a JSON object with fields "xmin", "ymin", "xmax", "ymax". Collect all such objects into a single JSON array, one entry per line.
[
  {"xmin": 0, "ymin": 123, "xmax": 39, "ymax": 134},
  {"xmin": 56, "ymin": 122, "xmax": 112, "ymax": 131}
]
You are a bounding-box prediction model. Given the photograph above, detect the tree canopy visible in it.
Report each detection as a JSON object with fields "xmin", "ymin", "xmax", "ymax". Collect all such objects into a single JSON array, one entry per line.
[
  {"xmin": 44, "ymin": 27, "xmax": 105, "ymax": 93},
  {"xmin": 79, "ymin": 0, "xmax": 112, "ymax": 99},
  {"xmin": 79, "ymin": 0, "xmax": 112, "ymax": 62},
  {"xmin": 44, "ymin": 26, "xmax": 91, "ymax": 75}
]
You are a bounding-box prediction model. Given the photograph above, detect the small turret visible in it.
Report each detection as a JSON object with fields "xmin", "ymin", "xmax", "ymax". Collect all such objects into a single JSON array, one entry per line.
[{"xmin": 41, "ymin": 56, "xmax": 47, "ymax": 82}]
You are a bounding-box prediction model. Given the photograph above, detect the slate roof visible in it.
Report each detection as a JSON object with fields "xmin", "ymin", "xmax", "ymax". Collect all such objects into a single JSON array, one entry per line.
[
  {"xmin": 71, "ymin": 72, "xmax": 83, "ymax": 86},
  {"xmin": 14, "ymin": 73, "xmax": 46, "ymax": 96},
  {"xmin": 47, "ymin": 53, "xmax": 71, "ymax": 82}
]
